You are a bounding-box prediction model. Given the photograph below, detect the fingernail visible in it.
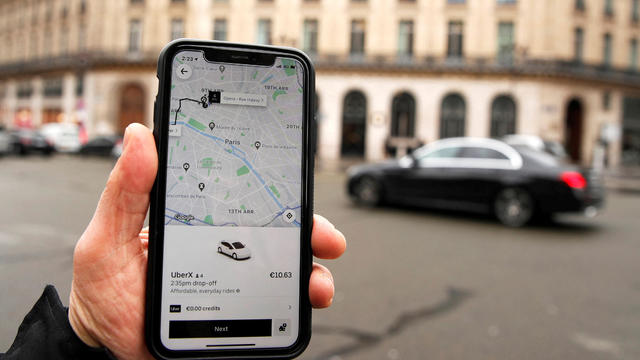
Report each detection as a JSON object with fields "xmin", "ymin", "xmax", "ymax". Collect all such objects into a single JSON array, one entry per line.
[
  {"xmin": 123, "ymin": 124, "xmax": 132, "ymax": 150},
  {"xmin": 320, "ymin": 271, "xmax": 334, "ymax": 287}
]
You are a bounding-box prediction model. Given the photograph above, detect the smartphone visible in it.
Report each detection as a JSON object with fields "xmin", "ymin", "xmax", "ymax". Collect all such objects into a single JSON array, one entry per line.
[{"xmin": 146, "ymin": 39, "xmax": 315, "ymax": 359}]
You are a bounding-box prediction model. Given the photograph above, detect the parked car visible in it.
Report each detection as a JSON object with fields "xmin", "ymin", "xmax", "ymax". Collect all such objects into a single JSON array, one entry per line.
[
  {"xmin": 217, "ymin": 241, "xmax": 251, "ymax": 260},
  {"xmin": 40, "ymin": 123, "xmax": 81, "ymax": 153},
  {"xmin": 502, "ymin": 134, "xmax": 568, "ymax": 159},
  {"xmin": 347, "ymin": 137, "xmax": 604, "ymax": 227},
  {"xmin": 111, "ymin": 138, "xmax": 123, "ymax": 158},
  {"xmin": 10, "ymin": 129, "xmax": 55, "ymax": 156},
  {"xmin": 78, "ymin": 135, "xmax": 122, "ymax": 156},
  {"xmin": 0, "ymin": 126, "xmax": 12, "ymax": 156}
]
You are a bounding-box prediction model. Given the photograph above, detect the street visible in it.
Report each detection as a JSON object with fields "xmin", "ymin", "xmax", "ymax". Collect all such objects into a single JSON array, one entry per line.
[{"xmin": 1, "ymin": 155, "xmax": 639, "ymax": 359}]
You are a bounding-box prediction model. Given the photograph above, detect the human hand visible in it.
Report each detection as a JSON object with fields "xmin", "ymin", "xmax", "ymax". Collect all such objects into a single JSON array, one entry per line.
[{"xmin": 68, "ymin": 124, "xmax": 346, "ymax": 360}]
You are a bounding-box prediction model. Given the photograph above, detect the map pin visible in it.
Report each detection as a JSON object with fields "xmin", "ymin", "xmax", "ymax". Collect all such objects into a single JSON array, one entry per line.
[
  {"xmin": 209, "ymin": 122, "xmax": 215, "ymax": 131},
  {"xmin": 183, "ymin": 163, "xmax": 190, "ymax": 172},
  {"xmin": 219, "ymin": 65, "xmax": 225, "ymax": 73},
  {"xmin": 254, "ymin": 141, "xmax": 261, "ymax": 150},
  {"xmin": 198, "ymin": 183, "xmax": 205, "ymax": 191}
]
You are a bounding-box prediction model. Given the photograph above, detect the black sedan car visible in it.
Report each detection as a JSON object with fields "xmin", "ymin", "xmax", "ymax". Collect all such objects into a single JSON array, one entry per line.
[
  {"xmin": 78, "ymin": 135, "xmax": 122, "ymax": 156},
  {"xmin": 347, "ymin": 137, "xmax": 604, "ymax": 227}
]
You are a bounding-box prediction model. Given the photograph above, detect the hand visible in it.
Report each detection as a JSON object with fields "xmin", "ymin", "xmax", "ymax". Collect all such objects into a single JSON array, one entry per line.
[{"xmin": 68, "ymin": 124, "xmax": 346, "ymax": 360}]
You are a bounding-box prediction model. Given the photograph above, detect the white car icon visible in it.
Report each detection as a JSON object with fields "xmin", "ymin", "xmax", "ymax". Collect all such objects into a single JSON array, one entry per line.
[{"xmin": 217, "ymin": 241, "xmax": 251, "ymax": 260}]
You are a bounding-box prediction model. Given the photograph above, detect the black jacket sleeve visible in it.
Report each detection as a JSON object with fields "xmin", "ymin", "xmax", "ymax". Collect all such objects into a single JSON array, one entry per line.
[{"xmin": 0, "ymin": 285, "xmax": 115, "ymax": 360}]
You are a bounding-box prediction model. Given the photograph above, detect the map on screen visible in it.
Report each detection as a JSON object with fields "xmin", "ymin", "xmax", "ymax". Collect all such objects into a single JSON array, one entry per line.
[{"xmin": 165, "ymin": 50, "xmax": 304, "ymax": 228}]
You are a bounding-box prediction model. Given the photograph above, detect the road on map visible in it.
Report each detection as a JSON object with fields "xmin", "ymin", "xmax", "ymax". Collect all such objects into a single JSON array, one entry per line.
[{"xmin": 1, "ymin": 155, "xmax": 639, "ymax": 359}]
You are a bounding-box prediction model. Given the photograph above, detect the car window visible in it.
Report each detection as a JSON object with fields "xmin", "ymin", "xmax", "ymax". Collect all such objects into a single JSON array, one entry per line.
[
  {"xmin": 421, "ymin": 146, "xmax": 461, "ymax": 159},
  {"xmin": 459, "ymin": 147, "xmax": 509, "ymax": 160},
  {"xmin": 232, "ymin": 242, "xmax": 244, "ymax": 249},
  {"xmin": 221, "ymin": 242, "xmax": 230, "ymax": 248}
]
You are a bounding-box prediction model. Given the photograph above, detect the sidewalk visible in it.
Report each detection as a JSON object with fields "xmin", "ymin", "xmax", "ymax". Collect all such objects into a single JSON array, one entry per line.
[{"xmin": 604, "ymin": 166, "xmax": 640, "ymax": 193}]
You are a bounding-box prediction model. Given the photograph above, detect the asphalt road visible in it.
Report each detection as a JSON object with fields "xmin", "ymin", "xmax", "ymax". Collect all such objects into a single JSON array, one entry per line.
[{"xmin": 1, "ymin": 155, "xmax": 639, "ymax": 359}]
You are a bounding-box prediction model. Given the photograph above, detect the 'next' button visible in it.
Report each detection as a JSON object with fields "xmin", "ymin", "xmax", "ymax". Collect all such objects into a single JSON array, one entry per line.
[{"xmin": 169, "ymin": 319, "xmax": 272, "ymax": 338}]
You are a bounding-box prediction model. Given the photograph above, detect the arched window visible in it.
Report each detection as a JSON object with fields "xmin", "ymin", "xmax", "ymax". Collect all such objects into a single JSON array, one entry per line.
[
  {"xmin": 440, "ymin": 93, "xmax": 466, "ymax": 138},
  {"xmin": 341, "ymin": 90, "xmax": 367, "ymax": 157},
  {"xmin": 565, "ymin": 98, "xmax": 584, "ymax": 161},
  {"xmin": 119, "ymin": 83, "xmax": 145, "ymax": 134},
  {"xmin": 490, "ymin": 95, "xmax": 516, "ymax": 137},
  {"xmin": 391, "ymin": 92, "xmax": 416, "ymax": 137}
]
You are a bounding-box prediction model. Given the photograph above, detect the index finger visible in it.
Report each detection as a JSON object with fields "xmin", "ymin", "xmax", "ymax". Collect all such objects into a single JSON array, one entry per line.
[{"xmin": 311, "ymin": 215, "xmax": 346, "ymax": 259}]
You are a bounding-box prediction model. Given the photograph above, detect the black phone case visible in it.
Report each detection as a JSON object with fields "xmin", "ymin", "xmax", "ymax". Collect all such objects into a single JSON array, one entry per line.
[{"xmin": 145, "ymin": 39, "xmax": 315, "ymax": 359}]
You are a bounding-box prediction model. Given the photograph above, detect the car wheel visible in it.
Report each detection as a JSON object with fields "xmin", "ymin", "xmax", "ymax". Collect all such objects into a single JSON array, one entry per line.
[
  {"xmin": 354, "ymin": 176, "xmax": 382, "ymax": 206},
  {"xmin": 494, "ymin": 187, "xmax": 534, "ymax": 227},
  {"xmin": 13, "ymin": 144, "xmax": 26, "ymax": 156},
  {"xmin": 232, "ymin": 253, "xmax": 237, "ymax": 260},
  {"xmin": 218, "ymin": 247, "xmax": 222, "ymax": 253}
]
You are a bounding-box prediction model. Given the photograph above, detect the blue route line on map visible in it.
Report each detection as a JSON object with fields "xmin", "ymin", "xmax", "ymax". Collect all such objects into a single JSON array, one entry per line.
[{"xmin": 178, "ymin": 121, "xmax": 286, "ymax": 210}]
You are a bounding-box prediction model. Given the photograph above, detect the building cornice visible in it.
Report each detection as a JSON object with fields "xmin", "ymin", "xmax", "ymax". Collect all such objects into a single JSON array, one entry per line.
[{"xmin": 1, "ymin": 52, "xmax": 640, "ymax": 90}]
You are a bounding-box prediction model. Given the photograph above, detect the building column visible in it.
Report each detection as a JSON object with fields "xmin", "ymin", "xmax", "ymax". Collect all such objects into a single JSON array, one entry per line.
[
  {"xmin": 317, "ymin": 77, "xmax": 343, "ymax": 167},
  {"xmin": 3, "ymin": 81, "xmax": 17, "ymax": 127},
  {"xmin": 365, "ymin": 81, "xmax": 391, "ymax": 161},
  {"xmin": 31, "ymin": 78, "xmax": 43, "ymax": 127},
  {"xmin": 467, "ymin": 85, "xmax": 491, "ymax": 138},
  {"xmin": 62, "ymin": 73, "xmax": 75, "ymax": 123}
]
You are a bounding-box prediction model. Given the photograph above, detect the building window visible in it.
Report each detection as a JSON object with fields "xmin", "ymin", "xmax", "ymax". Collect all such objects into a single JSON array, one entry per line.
[
  {"xmin": 575, "ymin": 0, "xmax": 585, "ymax": 11},
  {"xmin": 603, "ymin": 91, "xmax": 611, "ymax": 110},
  {"xmin": 350, "ymin": 19, "xmax": 366, "ymax": 56},
  {"xmin": 128, "ymin": 19, "xmax": 142, "ymax": 53},
  {"xmin": 397, "ymin": 20, "xmax": 414, "ymax": 57},
  {"xmin": 633, "ymin": 0, "xmax": 640, "ymax": 22},
  {"xmin": 490, "ymin": 95, "xmax": 517, "ymax": 137},
  {"xmin": 171, "ymin": 18, "xmax": 184, "ymax": 40},
  {"xmin": 75, "ymin": 73, "xmax": 84, "ymax": 96},
  {"xmin": 303, "ymin": 19, "xmax": 318, "ymax": 54},
  {"xmin": 574, "ymin": 27, "xmax": 584, "ymax": 63},
  {"xmin": 447, "ymin": 21, "xmax": 464, "ymax": 58},
  {"xmin": 391, "ymin": 92, "xmax": 416, "ymax": 137},
  {"xmin": 17, "ymin": 82, "xmax": 34, "ymax": 98},
  {"xmin": 497, "ymin": 22, "xmax": 514, "ymax": 64},
  {"xmin": 631, "ymin": 38, "xmax": 639, "ymax": 70},
  {"xmin": 440, "ymin": 93, "xmax": 466, "ymax": 138},
  {"xmin": 256, "ymin": 19, "xmax": 272, "ymax": 45},
  {"xmin": 43, "ymin": 78, "xmax": 63, "ymax": 97},
  {"xmin": 213, "ymin": 18, "xmax": 227, "ymax": 41},
  {"xmin": 604, "ymin": 0, "xmax": 613, "ymax": 16},
  {"xmin": 603, "ymin": 33, "xmax": 612, "ymax": 67},
  {"xmin": 341, "ymin": 90, "xmax": 367, "ymax": 157}
]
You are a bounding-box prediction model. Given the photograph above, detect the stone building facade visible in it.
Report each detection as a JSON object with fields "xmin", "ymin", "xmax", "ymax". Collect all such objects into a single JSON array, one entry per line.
[{"xmin": 1, "ymin": 0, "xmax": 640, "ymax": 167}]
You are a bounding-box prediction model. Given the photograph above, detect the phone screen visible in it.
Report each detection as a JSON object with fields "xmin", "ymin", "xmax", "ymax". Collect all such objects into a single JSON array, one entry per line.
[{"xmin": 160, "ymin": 49, "xmax": 305, "ymax": 350}]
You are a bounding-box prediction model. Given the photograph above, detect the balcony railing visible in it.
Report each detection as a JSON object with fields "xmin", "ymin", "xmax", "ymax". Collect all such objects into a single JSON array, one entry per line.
[
  {"xmin": 309, "ymin": 53, "xmax": 640, "ymax": 87},
  {"xmin": 1, "ymin": 51, "xmax": 639, "ymax": 88}
]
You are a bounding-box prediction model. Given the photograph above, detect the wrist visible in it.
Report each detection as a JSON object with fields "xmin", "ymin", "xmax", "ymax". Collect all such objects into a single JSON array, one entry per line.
[{"xmin": 68, "ymin": 289, "xmax": 101, "ymax": 348}]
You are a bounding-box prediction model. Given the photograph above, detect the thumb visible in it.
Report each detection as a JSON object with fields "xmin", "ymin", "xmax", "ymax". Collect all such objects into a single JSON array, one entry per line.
[{"xmin": 82, "ymin": 123, "xmax": 158, "ymax": 252}]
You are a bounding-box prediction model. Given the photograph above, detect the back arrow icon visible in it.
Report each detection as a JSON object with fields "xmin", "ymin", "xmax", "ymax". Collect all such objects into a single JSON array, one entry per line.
[{"xmin": 181, "ymin": 68, "xmax": 187, "ymax": 74}]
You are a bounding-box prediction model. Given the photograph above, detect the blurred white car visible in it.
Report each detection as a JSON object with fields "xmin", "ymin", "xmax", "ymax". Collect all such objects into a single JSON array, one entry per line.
[
  {"xmin": 40, "ymin": 123, "xmax": 81, "ymax": 153},
  {"xmin": 217, "ymin": 241, "xmax": 251, "ymax": 260}
]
